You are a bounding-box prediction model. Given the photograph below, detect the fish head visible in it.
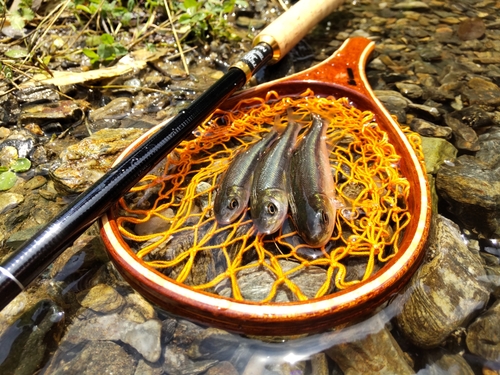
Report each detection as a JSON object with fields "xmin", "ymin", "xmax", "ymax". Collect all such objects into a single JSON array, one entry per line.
[
  {"xmin": 251, "ymin": 188, "xmax": 288, "ymax": 234},
  {"xmin": 298, "ymin": 194, "xmax": 336, "ymax": 247},
  {"xmin": 214, "ymin": 185, "xmax": 250, "ymax": 225}
]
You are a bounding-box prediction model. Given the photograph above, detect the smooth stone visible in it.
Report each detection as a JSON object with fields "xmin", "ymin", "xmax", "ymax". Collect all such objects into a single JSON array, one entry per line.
[
  {"xmin": 0, "ymin": 192, "xmax": 24, "ymax": 214},
  {"xmin": 79, "ymin": 284, "xmax": 125, "ymax": 313},
  {"xmin": 476, "ymin": 138, "xmax": 500, "ymax": 169},
  {"xmin": 163, "ymin": 345, "xmax": 217, "ymax": 375},
  {"xmin": 410, "ymin": 118, "xmax": 452, "ymax": 139},
  {"xmin": 0, "ymin": 299, "xmax": 65, "ymax": 375},
  {"xmin": 396, "ymin": 215, "xmax": 489, "ymax": 348},
  {"xmin": 391, "ymin": 1, "xmax": 430, "ymax": 10},
  {"xmin": 121, "ymin": 291, "xmax": 156, "ymax": 324},
  {"xmin": 325, "ymin": 317, "xmax": 414, "ymax": 374},
  {"xmin": 408, "ymin": 103, "xmax": 441, "ymax": 119},
  {"xmin": 466, "ymin": 300, "xmax": 500, "ymax": 362},
  {"xmin": 436, "ymin": 155, "xmax": 500, "ymax": 237},
  {"xmin": 41, "ymin": 340, "xmax": 136, "ymax": 375},
  {"xmin": 420, "ymin": 137, "xmax": 457, "ymax": 174},
  {"xmin": 62, "ymin": 313, "xmax": 162, "ymax": 363},
  {"xmin": 452, "ymin": 105, "xmax": 493, "ymax": 129},
  {"xmin": 134, "ymin": 359, "xmax": 163, "ymax": 375},
  {"xmin": 23, "ymin": 175, "xmax": 47, "ymax": 190},
  {"xmin": 6, "ymin": 225, "xmax": 44, "ymax": 250},
  {"xmin": 420, "ymin": 349, "xmax": 475, "ymax": 374},
  {"xmin": 462, "ymin": 77, "xmax": 500, "ymax": 107},
  {"xmin": 396, "ymin": 82, "xmax": 424, "ymax": 99},
  {"xmin": 457, "ymin": 17, "xmax": 486, "ymax": 41},
  {"xmin": 443, "ymin": 114, "xmax": 479, "ymax": 151},
  {"xmin": 309, "ymin": 353, "xmax": 330, "ymax": 375},
  {"xmin": 205, "ymin": 361, "xmax": 239, "ymax": 375},
  {"xmin": 50, "ymin": 128, "xmax": 145, "ymax": 194},
  {"xmin": 89, "ymin": 97, "xmax": 134, "ymax": 121}
]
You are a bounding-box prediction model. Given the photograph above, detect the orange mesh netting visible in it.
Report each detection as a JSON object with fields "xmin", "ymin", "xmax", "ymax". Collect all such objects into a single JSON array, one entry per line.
[{"xmin": 115, "ymin": 89, "xmax": 424, "ymax": 303}]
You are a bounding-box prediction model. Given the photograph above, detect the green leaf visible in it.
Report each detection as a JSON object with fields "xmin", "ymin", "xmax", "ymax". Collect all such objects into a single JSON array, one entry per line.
[
  {"xmin": 75, "ymin": 4, "xmax": 92, "ymax": 14},
  {"xmin": 100, "ymin": 33, "xmax": 115, "ymax": 45},
  {"xmin": 85, "ymin": 35, "xmax": 102, "ymax": 47},
  {"xmin": 10, "ymin": 158, "xmax": 31, "ymax": 173},
  {"xmin": 97, "ymin": 44, "xmax": 116, "ymax": 61},
  {"xmin": 83, "ymin": 48, "xmax": 100, "ymax": 61},
  {"xmin": 0, "ymin": 171, "xmax": 17, "ymax": 191},
  {"xmin": 0, "ymin": 166, "xmax": 8, "ymax": 173},
  {"xmin": 5, "ymin": 48, "xmax": 29, "ymax": 58},
  {"xmin": 8, "ymin": 12, "xmax": 26, "ymax": 30},
  {"xmin": 113, "ymin": 44, "xmax": 128, "ymax": 57},
  {"xmin": 184, "ymin": 0, "xmax": 198, "ymax": 9}
]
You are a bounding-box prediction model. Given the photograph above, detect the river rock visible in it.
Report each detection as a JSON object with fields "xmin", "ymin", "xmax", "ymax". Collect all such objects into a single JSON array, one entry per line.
[
  {"xmin": 420, "ymin": 137, "xmax": 457, "ymax": 174},
  {"xmin": 466, "ymin": 300, "xmax": 500, "ymax": 362},
  {"xmin": 396, "ymin": 82, "xmax": 424, "ymax": 99},
  {"xmin": 436, "ymin": 155, "xmax": 500, "ymax": 237},
  {"xmin": 461, "ymin": 77, "xmax": 500, "ymax": 107},
  {"xmin": 50, "ymin": 128, "xmax": 145, "ymax": 194},
  {"xmin": 325, "ymin": 318, "xmax": 414, "ymax": 374},
  {"xmin": 0, "ymin": 299, "xmax": 65, "ymax": 375},
  {"xmin": 216, "ymin": 259, "xmax": 329, "ymax": 302},
  {"xmin": 79, "ymin": 284, "xmax": 125, "ymax": 313},
  {"xmin": 59, "ymin": 311, "xmax": 162, "ymax": 363},
  {"xmin": 420, "ymin": 349, "xmax": 474, "ymax": 374},
  {"xmin": 443, "ymin": 114, "xmax": 479, "ymax": 151},
  {"xmin": 41, "ymin": 340, "xmax": 136, "ymax": 375},
  {"xmin": 89, "ymin": 97, "xmax": 134, "ymax": 122},
  {"xmin": 0, "ymin": 192, "xmax": 24, "ymax": 214},
  {"xmin": 396, "ymin": 215, "xmax": 489, "ymax": 348},
  {"xmin": 410, "ymin": 118, "xmax": 452, "ymax": 139},
  {"xmin": 163, "ymin": 345, "xmax": 218, "ymax": 375}
]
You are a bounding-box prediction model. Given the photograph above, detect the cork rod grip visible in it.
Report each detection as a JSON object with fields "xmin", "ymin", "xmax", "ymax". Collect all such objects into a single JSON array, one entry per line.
[{"xmin": 253, "ymin": 0, "xmax": 344, "ymax": 62}]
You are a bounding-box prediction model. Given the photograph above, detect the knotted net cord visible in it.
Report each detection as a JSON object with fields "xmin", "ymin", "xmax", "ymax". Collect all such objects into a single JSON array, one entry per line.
[{"xmin": 115, "ymin": 89, "xmax": 424, "ymax": 302}]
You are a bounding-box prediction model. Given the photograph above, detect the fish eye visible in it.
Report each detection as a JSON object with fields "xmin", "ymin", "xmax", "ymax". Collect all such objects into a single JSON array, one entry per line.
[
  {"xmin": 266, "ymin": 203, "xmax": 277, "ymax": 215},
  {"xmin": 228, "ymin": 198, "xmax": 239, "ymax": 210},
  {"xmin": 321, "ymin": 210, "xmax": 329, "ymax": 225}
]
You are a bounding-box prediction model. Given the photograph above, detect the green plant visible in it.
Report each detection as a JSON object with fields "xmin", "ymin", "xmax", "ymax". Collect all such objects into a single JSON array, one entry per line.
[
  {"xmin": 176, "ymin": 0, "xmax": 248, "ymax": 43},
  {"xmin": 7, "ymin": 0, "xmax": 35, "ymax": 30},
  {"xmin": 0, "ymin": 158, "xmax": 31, "ymax": 191},
  {"xmin": 83, "ymin": 33, "xmax": 128, "ymax": 67},
  {"xmin": 71, "ymin": 0, "xmax": 133, "ymax": 26}
]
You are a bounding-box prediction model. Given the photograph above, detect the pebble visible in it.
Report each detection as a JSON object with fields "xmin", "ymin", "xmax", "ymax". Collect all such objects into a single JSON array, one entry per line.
[
  {"xmin": 410, "ymin": 118, "xmax": 452, "ymax": 139},
  {"xmin": 79, "ymin": 284, "xmax": 125, "ymax": 313},
  {"xmin": 466, "ymin": 300, "xmax": 500, "ymax": 363},
  {"xmin": 89, "ymin": 97, "xmax": 134, "ymax": 122},
  {"xmin": 396, "ymin": 82, "xmax": 424, "ymax": 99},
  {"xmin": 0, "ymin": 192, "xmax": 24, "ymax": 214},
  {"xmin": 443, "ymin": 113, "xmax": 480, "ymax": 151},
  {"xmin": 457, "ymin": 17, "xmax": 486, "ymax": 41},
  {"xmin": 420, "ymin": 137, "xmax": 457, "ymax": 174},
  {"xmin": 436, "ymin": 155, "xmax": 500, "ymax": 237}
]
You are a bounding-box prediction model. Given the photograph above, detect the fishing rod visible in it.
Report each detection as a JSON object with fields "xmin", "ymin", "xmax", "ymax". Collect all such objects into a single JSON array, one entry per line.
[{"xmin": 0, "ymin": 0, "xmax": 344, "ymax": 311}]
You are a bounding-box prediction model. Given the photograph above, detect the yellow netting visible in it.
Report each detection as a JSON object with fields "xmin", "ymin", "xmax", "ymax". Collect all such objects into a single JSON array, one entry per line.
[{"xmin": 115, "ymin": 88, "xmax": 423, "ymax": 303}]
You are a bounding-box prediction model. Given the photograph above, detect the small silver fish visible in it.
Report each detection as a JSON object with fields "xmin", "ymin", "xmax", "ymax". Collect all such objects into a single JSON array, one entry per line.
[
  {"xmin": 251, "ymin": 109, "xmax": 301, "ymax": 234},
  {"xmin": 214, "ymin": 124, "xmax": 279, "ymax": 225},
  {"xmin": 288, "ymin": 113, "xmax": 336, "ymax": 247}
]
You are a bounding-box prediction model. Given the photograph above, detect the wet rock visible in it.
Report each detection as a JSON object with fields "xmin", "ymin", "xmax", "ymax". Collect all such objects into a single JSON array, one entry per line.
[
  {"xmin": 216, "ymin": 259, "xmax": 329, "ymax": 302},
  {"xmin": 61, "ymin": 312, "xmax": 162, "ymax": 362},
  {"xmin": 420, "ymin": 137, "xmax": 457, "ymax": 174},
  {"xmin": 163, "ymin": 345, "xmax": 217, "ymax": 375},
  {"xmin": 186, "ymin": 327, "xmax": 241, "ymax": 361},
  {"xmin": 265, "ymin": 361, "xmax": 307, "ymax": 375},
  {"xmin": 42, "ymin": 340, "xmax": 136, "ymax": 375},
  {"xmin": 79, "ymin": 284, "xmax": 125, "ymax": 313},
  {"xmin": 0, "ymin": 299, "xmax": 65, "ymax": 375},
  {"xmin": 6, "ymin": 225, "xmax": 44, "ymax": 250},
  {"xmin": 420, "ymin": 349, "xmax": 474, "ymax": 374},
  {"xmin": 466, "ymin": 300, "xmax": 500, "ymax": 362},
  {"xmin": 18, "ymin": 100, "xmax": 84, "ymax": 130},
  {"xmin": 457, "ymin": 17, "xmax": 486, "ymax": 41},
  {"xmin": 410, "ymin": 118, "xmax": 452, "ymax": 139},
  {"xmin": 205, "ymin": 361, "xmax": 239, "ymax": 375},
  {"xmin": 134, "ymin": 359, "xmax": 162, "ymax": 375},
  {"xmin": 462, "ymin": 77, "xmax": 500, "ymax": 107},
  {"xmin": 50, "ymin": 128, "xmax": 145, "ymax": 194},
  {"xmin": 134, "ymin": 207, "xmax": 174, "ymax": 236},
  {"xmin": 14, "ymin": 85, "xmax": 60, "ymax": 103},
  {"xmin": 90, "ymin": 97, "xmax": 134, "ymax": 122},
  {"xmin": 391, "ymin": 1, "xmax": 429, "ymax": 11},
  {"xmin": 24, "ymin": 175, "xmax": 47, "ymax": 190},
  {"xmin": 121, "ymin": 291, "xmax": 156, "ymax": 324},
  {"xmin": 310, "ymin": 352, "xmax": 330, "ymax": 375},
  {"xmin": 476, "ymin": 133, "xmax": 500, "ymax": 169},
  {"xmin": 451, "ymin": 105, "xmax": 493, "ymax": 129},
  {"xmin": 0, "ymin": 192, "xmax": 24, "ymax": 214},
  {"xmin": 443, "ymin": 113, "xmax": 479, "ymax": 151},
  {"xmin": 436, "ymin": 155, "xmax": 500, "ymax": 237},
  {"xmin": 396, "ymin": 82, "xmax": 424, "ymax": 99},
  {"xmin": 325, "ymin": 318, "xmax": 414, "ymax": 374},
  {"xmin": 408, "ymin": 102, "xmax": 441, "ymax": 120},
  {"xmin": 0, "ymin": 130, "xmax": 35, "ymax": 159},
  {"xmin": 396, "ymin": 215, "xmax": 489, "ymax": 348}
]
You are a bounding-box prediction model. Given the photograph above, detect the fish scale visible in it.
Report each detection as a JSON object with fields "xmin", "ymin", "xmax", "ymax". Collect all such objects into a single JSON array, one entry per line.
[{"xmin": 250, "ymin": 114, "xmax": 301, "ymax": 234}]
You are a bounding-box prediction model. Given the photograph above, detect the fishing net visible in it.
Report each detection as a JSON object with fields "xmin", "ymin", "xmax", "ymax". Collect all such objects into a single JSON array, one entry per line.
[{"xmin": 115, "ymin": 88, "xmax": 424, "ymax": 303}]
